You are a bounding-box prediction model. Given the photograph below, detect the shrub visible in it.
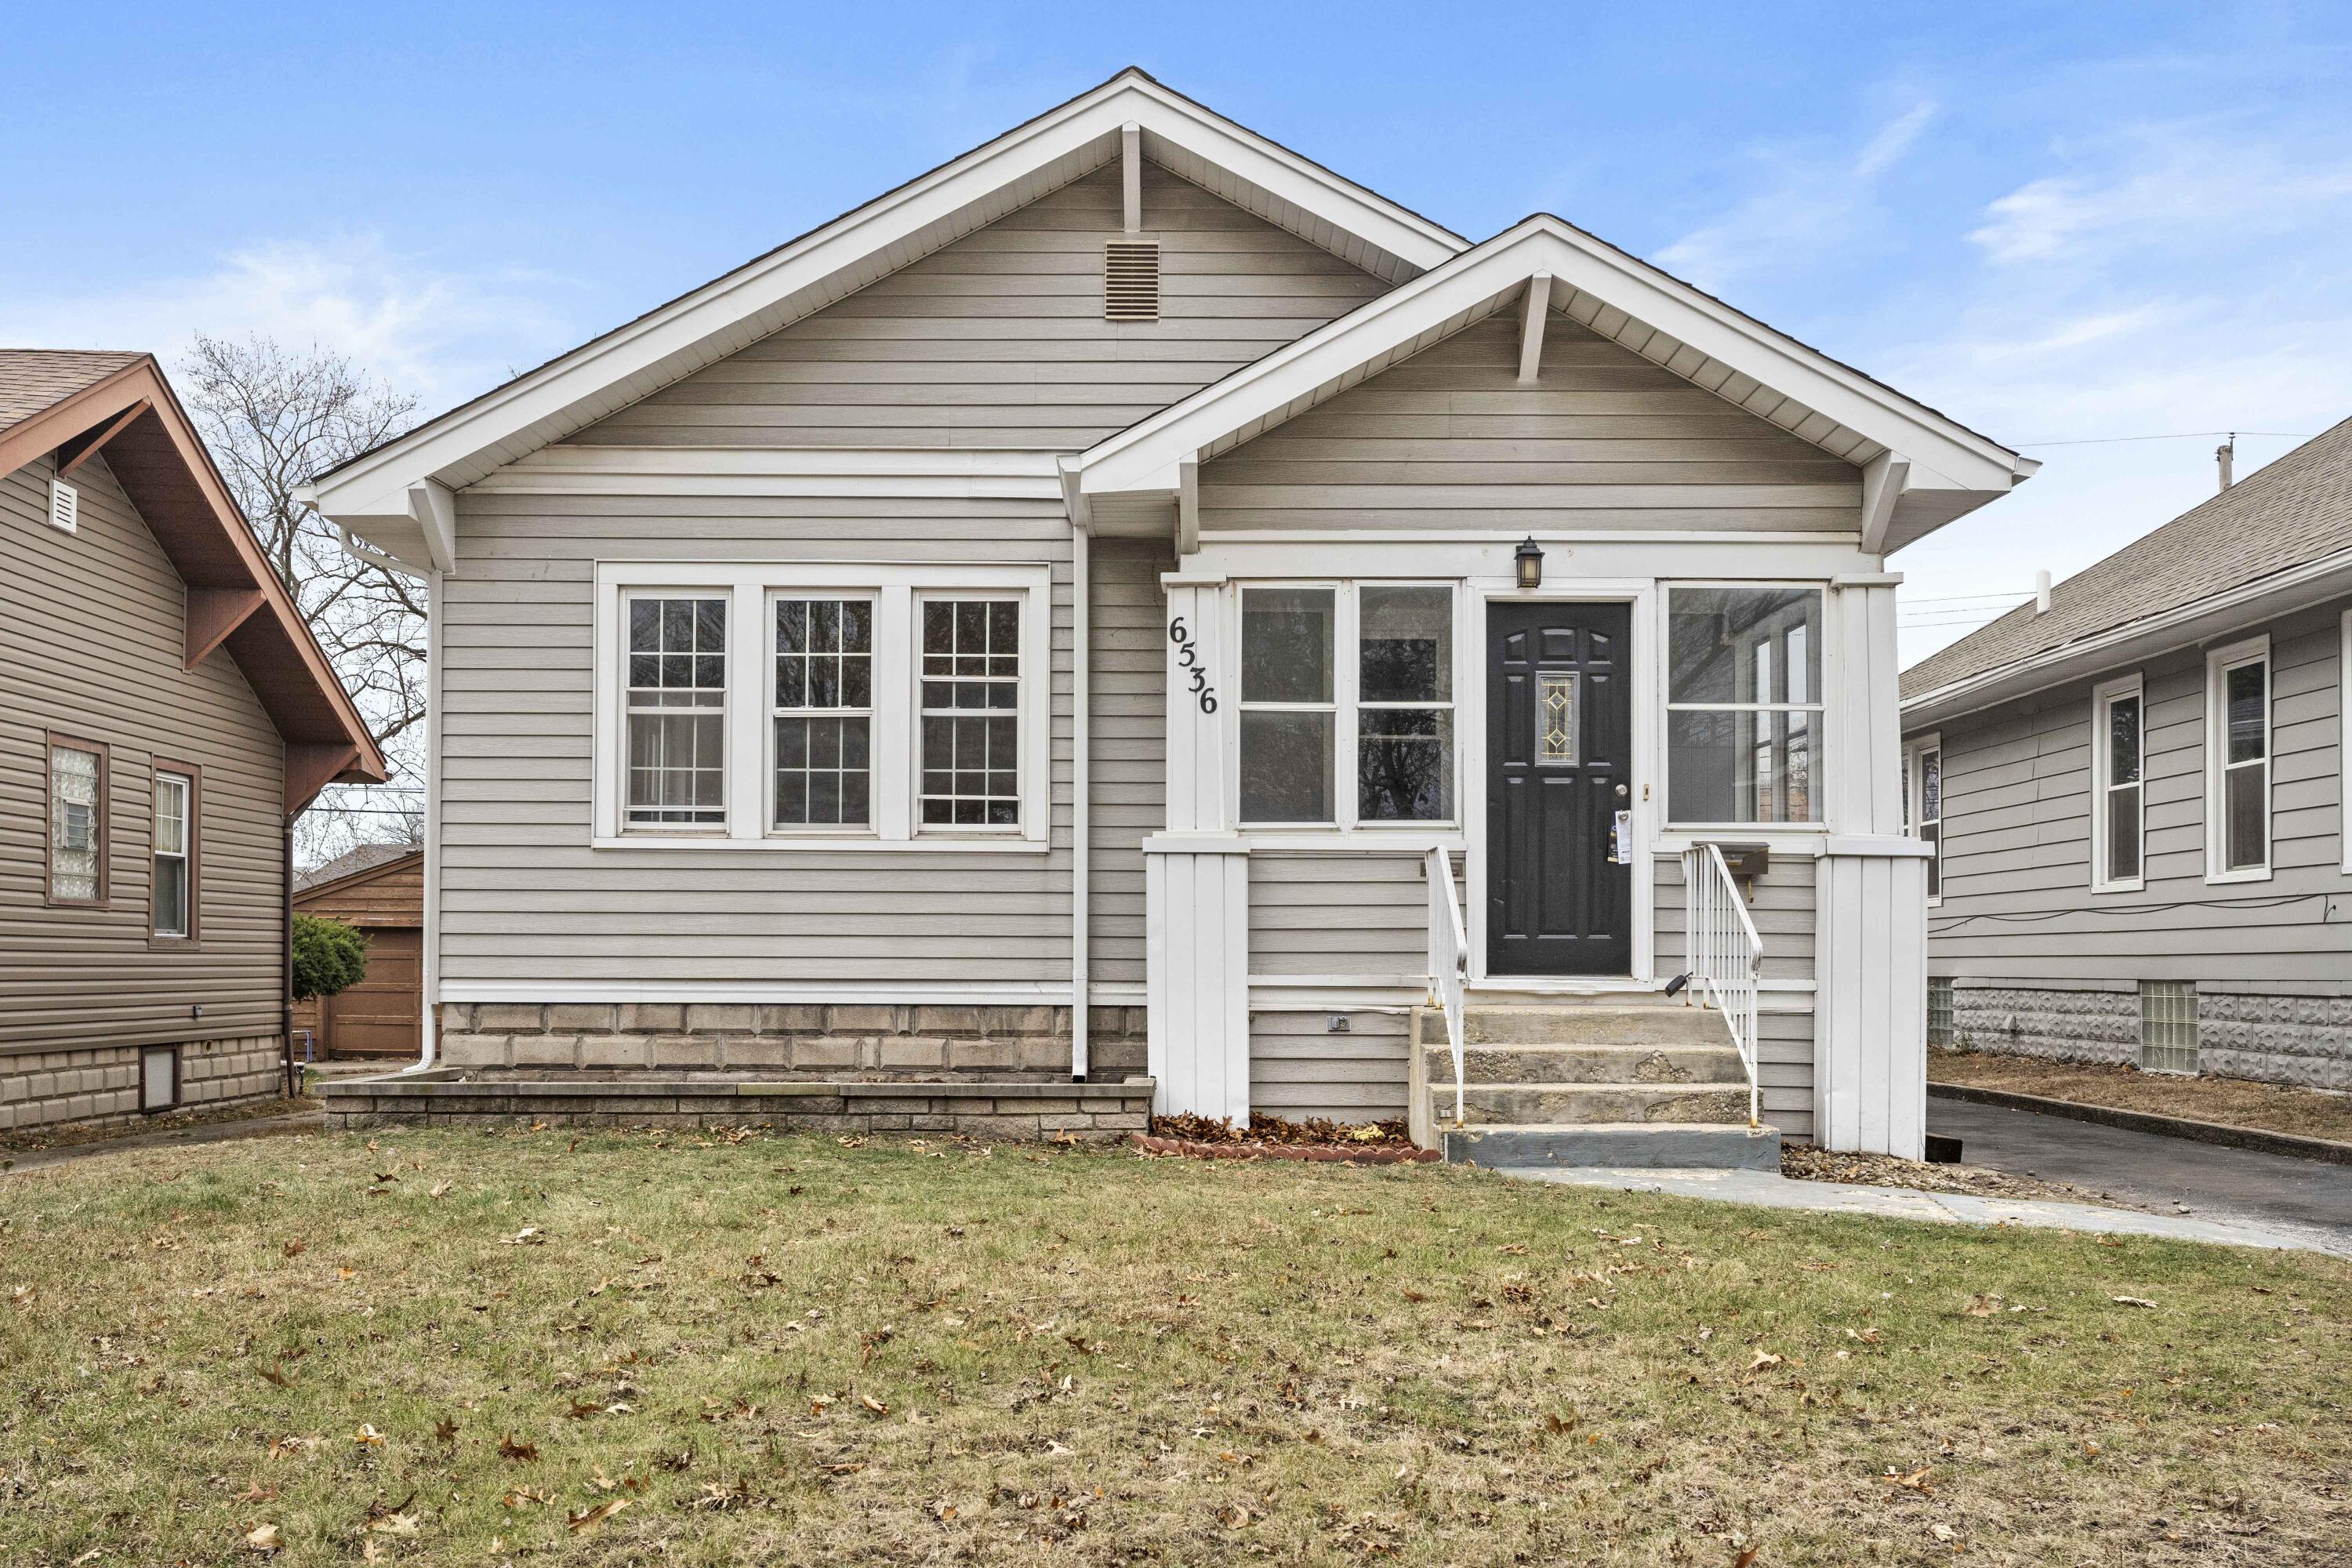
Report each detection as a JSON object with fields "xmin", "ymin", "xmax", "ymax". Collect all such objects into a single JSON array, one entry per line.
[{"xmin": 292, "ymin": 913, "xmax": 369, "ymax": 1002}]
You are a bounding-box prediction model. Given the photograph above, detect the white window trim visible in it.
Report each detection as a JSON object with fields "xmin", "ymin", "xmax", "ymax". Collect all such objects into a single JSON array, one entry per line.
[
  {"xmin": 2342, "ymin": 609, "xmax": 2351, "ymax": 875},
  {"xmin": 1232, "ymin": 579, "xmax": 1463, "ymax": 833},
  {"xmin": 592, "ymin": 561, "xmax": 1051, "ymax": 852},
  {"xmin": 1904, "ymin": 731, "xmax": 1943, "ymax": 907},
  {"xmin": 1661, "ymin": 582, "xmax": 1831, "ymax": 832},
  {"xmin": 2089, "ymin": 672, "xmax": 2146, "ymax": 895},
  {"xmin": 2205, "ymin": 632, "xmax": 2273, "ymax": 885}
]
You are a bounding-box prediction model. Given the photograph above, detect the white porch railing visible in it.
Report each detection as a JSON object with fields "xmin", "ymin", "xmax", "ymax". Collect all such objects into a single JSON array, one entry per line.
[
  {"xmin": 1681, "ymin": 843, "xmax": 1762, "ymax": 1128},
  {"xmin": 1423, "ymin": 846, "xmax": 1468, "ymax": 1127}
]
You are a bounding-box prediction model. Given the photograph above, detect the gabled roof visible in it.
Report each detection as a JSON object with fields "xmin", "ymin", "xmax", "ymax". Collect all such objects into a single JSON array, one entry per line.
[
  {"xmin": 296, "ymin": 842, "xmax": 421, "ymax": 895},
  {"xmin": 1903, "ymin": 415, "xmax": 2352, "ymax": 723},
  {"xmin": 1074, "ymin": 215, "xmax": 2034, "ymax": 549},
  {"xmin": 0, "ymin": 350, "xmax": 387, "ymax": 811},
  {"xmin": 304, "ymin": 67, "xmax": 1467, "ymax": 566}
]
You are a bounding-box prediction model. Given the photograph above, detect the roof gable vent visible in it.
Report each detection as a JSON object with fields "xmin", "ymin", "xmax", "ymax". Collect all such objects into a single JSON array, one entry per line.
[
  {"xmin": 1104, "ymin": 240, "xmax": 1160, "ymax": 321},
  {"xmin": 48, "ymin": 477, "xmax": 78, "ymax": 534}
]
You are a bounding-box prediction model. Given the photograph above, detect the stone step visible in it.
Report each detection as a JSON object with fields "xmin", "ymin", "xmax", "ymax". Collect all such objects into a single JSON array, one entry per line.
[
  {"xmin": 1442, "ymin": 1122, "xmax": 1780, "ymax": 1170},
  {"xmin": 1435, "ymin": 1081, "xmax": 1751, "ymax": 1127},
  {"xmin": 1423, "ymin": 1004, "xmax": 1730, "ymax": 1048},
  {"xmin": 1421, "ymin": 1042, "xmax": 1744, "ymax": 1086}
]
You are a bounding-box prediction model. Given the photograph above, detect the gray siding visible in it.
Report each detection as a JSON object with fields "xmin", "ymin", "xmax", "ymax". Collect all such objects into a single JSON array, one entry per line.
[
  {"xmin": 0, "ymin": 452, "xmax": 287, "ymax": 1054},
  {"xmin": 1199, "ymin": 314, "xmax": 1860, "ymax": 532},
  {"xmin": 1247, "ymin": 851, "xmax": 1427, "ymax": 977},
  {"xmin": 1088, "ymin": 539, "xmax": 1167, "ymax": 989},
  {"xmin": 1248, "ymin": 1009, "xmax": 1411, "ymax": 1123},
  {"xmin": 574, "ymin": 161, "xmax": 1388, "ymax": 451},
  {"xmin": 1919, "ymin": 594, "xmax": 2350, "ymax": 985},
  {"xmin": 437, "ymin": 491, "xmax": 1075, "ymax": 985}
]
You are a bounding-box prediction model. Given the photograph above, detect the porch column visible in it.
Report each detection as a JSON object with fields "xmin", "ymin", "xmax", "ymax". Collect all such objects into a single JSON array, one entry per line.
[
  {"xmin": 1813, "ymin": 573, "xmax": 1930, "ymax": 1157},
  {"xmin": 1144, "ymin": 572, "xmax": 1251, "ymax": 1121}
]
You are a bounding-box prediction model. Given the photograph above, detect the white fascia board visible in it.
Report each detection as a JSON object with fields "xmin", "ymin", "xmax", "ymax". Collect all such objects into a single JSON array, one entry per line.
[
  {"xmin": 307, "ymin": 73, "xmax": 1464, "ymax": 524},
  {"xmin": 1900, "ymin": 548, "xmax": 2352, "ymax": 728},
  {"xmin": 1080, "ymin": 216, "xmax": 2027, "ymax": 500}
]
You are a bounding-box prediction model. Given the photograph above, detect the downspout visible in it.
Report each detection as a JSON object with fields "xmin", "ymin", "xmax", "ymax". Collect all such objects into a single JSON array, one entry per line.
[
  {"xmin": 405, "ymin": 565, "xmax": 444, "ymax": 1074},
  {"xmin": 282, "ymin": 800, "xmax": 298, "ymax": 1098},
  {"xmin": 1059, "ymin": 459, "xmax": 1092, "ymax": 1080}
]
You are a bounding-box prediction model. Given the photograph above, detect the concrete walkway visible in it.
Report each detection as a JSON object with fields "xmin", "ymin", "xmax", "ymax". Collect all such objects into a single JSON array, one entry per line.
[
  {"xmin": 1929, "ymin": 1096, "xmax": 2352, "ymax": 1253},
  {"xmin": 0, "ymin": 1109, "xmax": 325, "ymax": 1176},
  {"xmin": 1506, "ymin": 1163, "xmax": 2350, "ymax": 1254}
]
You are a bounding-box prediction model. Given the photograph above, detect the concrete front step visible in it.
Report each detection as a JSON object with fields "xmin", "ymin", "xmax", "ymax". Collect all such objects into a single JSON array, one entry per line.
[
  {"xmin": 1443, "ymin": 1122, "xmax": 1780, "ymax": 1170},
  {"xmin": 1439, "ymin": 1082, "xmax": 1751, "ymax": 1126},
  {"xmin": 1424, "ymin": 1042, "xmax": 1744, "ymax": 1086},
  {"xmin": 1427, "ymin": 1004, "xmax": 1730, "ymax": 1048}
]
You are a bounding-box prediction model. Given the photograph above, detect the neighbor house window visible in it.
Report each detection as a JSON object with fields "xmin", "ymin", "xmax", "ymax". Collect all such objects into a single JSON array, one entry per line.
[
  {"xmin": 771, "ymin": 595, "xmax": 873, "ymax": 829},
  {"xmin": 2091, "ymin": 675, "xmax": 2144, "ymax": 892},
  {"xmin": 1664, "ymin": 586, "xmax": 1824, "ymax": 825},
  {"xmin": 919, "ymin": 597, "xmax": 1023, "ymax": 829},
  {"xmin": 1926, "ymin": 978, "xmax": 1955, "ymax": 1047},
  {"xmin": 47, "ymin": 736, "xmax": 107, "ymax": 904},
  {"xmin": 2342, "ymin": 611, "xmax": 2351, "ymax": 874},
  {"xmin": 152, "ymin": 767, "xmax": 195, "ymax": 940},
  {"xmin": 140, "ymin": 1045, "xmax": 180, "ymax": 1112},
  {"xmin": 2139, "ymin": 979, "xmax": 2200, "ymax": 1074},
  {"xmin": 2205, "ymin": 635, "xmax": 2270, "ymax": 880},
  {"xmin": 624, "ymin": 594, "xmax": 728, "ymax": 828},
  {"xmin": 1237, "ymin": 583, "xmax": 1457, "ymax": 827},
  {"xmin": 1904, "ymin": 735, "xmax": 1943, "ymax": 902}
]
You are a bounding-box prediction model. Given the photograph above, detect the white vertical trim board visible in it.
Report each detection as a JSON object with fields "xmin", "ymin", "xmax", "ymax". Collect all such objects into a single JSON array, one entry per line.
[
  {"xmin": 590, "ymin": 560, "xmax": 1052, "ymax": 852},
  {"xmin": 2204, "ymin": 632, "xmax": 2274, "ymax": 885},
  {"xmin": 2089, "ymin": 671, "xmax": 2146, "ymax": 895}
]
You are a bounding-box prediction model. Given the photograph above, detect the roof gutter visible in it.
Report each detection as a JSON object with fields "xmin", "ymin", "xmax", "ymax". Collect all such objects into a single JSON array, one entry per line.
[{"xmin": 1902, "ymin": 546, "xmax": 2352, "ymax": 728}]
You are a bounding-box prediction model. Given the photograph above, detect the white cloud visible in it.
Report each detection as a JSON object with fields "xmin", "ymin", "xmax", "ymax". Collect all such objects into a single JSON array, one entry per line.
[
  {"xmin": 1969, "ymin": 140, "xmax": 2352, "ymax": 265},
  {"xmin": 9, "ymin": 235, "xmax": 577, "ymax": 415},
  {"xmin": 1654, "ymin": 100, "xmax": 1936, "ymax": 289}
]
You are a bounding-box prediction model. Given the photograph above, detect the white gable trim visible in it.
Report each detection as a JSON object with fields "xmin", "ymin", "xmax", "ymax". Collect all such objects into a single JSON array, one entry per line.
[
  {"xmin": 303, "ymin": 69, "xmax": 1464, "ymax": 539},
  {"xmin": 1076, "ymin": 216, "xmax": 2033, "ymax": 539}
]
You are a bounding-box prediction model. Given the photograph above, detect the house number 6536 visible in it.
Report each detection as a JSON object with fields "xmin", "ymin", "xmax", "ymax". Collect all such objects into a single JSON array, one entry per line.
[{"xmin": 1167, "ymin": 616, "xmax": 1218, "ymax": 713}]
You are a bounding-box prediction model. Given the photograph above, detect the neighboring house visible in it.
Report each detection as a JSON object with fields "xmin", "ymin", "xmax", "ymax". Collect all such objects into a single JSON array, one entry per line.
[
  {"xmin": 307, "ymin": 71, "xmax": 2033, "ymax": 1159},
  {"xmin": 290, "ymin": 844, "xmax": 425, "ymax": 1060},
  {"xmin": 1, "ymin": 350, "xmax": 386, "ymax": 1131},
  {"xmin": 1902, "ymin": 418, "xmax": 2352, "ymax": 1091}
]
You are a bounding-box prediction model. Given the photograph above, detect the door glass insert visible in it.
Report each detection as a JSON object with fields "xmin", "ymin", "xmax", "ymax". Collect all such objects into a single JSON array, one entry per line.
[{"xmin": 1537, "ymin": 673, "xmax": 1578, "ymax": 764}]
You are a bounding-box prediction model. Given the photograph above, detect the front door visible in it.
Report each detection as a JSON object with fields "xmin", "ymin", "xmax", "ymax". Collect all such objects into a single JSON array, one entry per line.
[{"xmin": 1486, "ymin": 601, "xmax": 1632, "ymax": 975}]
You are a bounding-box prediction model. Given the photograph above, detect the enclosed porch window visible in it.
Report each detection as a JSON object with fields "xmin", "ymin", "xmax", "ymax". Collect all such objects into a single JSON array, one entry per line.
[{"xmin": 1664, "ymin": 586, "xmax": 1824, "ymax": 826}]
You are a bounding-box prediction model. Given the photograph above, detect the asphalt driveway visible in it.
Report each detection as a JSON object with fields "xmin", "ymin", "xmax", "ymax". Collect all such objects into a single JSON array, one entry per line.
[{"xmin": 1929, "ymin": 1094, "xmax": 2352, "ymax": 1253}]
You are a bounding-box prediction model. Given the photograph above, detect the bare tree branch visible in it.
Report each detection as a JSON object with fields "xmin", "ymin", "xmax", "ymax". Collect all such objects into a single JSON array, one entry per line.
[{"xmin": 182, "ymin": 334, "xmax": 426, "ymax": 867}]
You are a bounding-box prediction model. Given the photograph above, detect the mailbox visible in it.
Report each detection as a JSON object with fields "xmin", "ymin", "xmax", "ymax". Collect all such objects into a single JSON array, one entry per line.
[{"xmin": 1714, "ymin": 842, "xmax": 1771, "ymax": 882}]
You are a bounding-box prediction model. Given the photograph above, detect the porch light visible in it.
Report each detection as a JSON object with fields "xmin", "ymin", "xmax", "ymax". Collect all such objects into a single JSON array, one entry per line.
[{"xmin": 1514, "ymin": 537, "xmax": 1544, "ymax": 590}]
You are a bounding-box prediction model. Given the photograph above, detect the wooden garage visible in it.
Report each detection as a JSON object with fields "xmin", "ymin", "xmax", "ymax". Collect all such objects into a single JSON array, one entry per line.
[{"xmin": 290, "ymin": 845, "xmax": 423, "ymax": 1060}]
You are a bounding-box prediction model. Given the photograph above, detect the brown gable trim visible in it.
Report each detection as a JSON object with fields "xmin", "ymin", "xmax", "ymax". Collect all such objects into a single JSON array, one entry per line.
[{"xmin": 0, "ymin": 355, "xmax": 387, "ymax": 804}]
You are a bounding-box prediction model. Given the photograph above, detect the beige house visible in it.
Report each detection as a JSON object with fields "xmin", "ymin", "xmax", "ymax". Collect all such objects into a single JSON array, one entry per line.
[
  {"xmin": 307, "ymin": 71, "xmax": 2032, "ymax": 1160},
  {"xmin": 1, "ymin": 351, "xmax": 384, "ymax": 1131}
]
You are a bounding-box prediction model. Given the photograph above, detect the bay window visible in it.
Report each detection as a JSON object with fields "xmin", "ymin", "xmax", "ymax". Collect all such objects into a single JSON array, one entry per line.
[
  {"xmin": 1664, "ymin": 586, "xmax": 1824, "ymax": 825},
  {"xmin": 1237, "ymin": 583, "xmax": 1456, "ymax": 828},
  {"xmin": 597, "ymin": 564, "xmax": 1047, "ymax": 849},
  {"xmin": 2090, "ymin": 674, "xmax": 2143, "ymax": 891}
]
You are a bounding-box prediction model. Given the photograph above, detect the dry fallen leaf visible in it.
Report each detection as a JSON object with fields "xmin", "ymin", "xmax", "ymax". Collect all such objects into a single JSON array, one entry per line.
[
  {"xmin": 428, "ymin": 1181, "xmax": 452, "ymax": 1199},
  {"xmin": 281, "ymin": 1240, "xmax": 307, "ymax": 1258},
  {"xmin": 243, "ymin": 1522, "xmax": 281, "ymax": 1554},
  {"xmin": 567, "ymin": 1499, "xmax": 631, "ymax": 1534},
  {"xmin": 2112, "ymin": 1296, "xmax": 2158, "ymax": 1309},
  {"xmin": 1882, "ymin": 1466, "xmax": 1935, "ymax": 1494},
  {"xmin": 498, "ymin": 1433, "xmax": 539, "ymax": 1461},
  {"xmin": 860, "ymin": 1393, "xmax": 888, "ymax": 1416},
  {"xmin": 434, "ymin": 1417, "xmax": 458, "ymax": 1443},
  {"xmin": 1962, "ymin": 1294, "xmax": 2001, "ymax": 1317},
  {"xmin": 352, "ymin": 1425, "xmax": 387, "ymax": 1446},
  {"xmin": 364, "ymin": 1511, "xmax": 421, "ymax": 1537}
]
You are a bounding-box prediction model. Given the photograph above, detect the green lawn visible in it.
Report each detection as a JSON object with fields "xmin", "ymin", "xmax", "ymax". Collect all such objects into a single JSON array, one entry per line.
[{"xmin": 2, "ymin": 1128, "xmax": 2347, "ymax": 1566}]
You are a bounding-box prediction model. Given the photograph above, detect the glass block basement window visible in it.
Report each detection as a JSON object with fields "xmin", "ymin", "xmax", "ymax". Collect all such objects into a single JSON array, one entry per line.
[
  {"xmin": 1926, "ymin": 979, "xmax": 1955, "ymax": 1047},
  {"xmin": 2138, "ymin": 980, "xmax": 2200, "ymax": 1074}
]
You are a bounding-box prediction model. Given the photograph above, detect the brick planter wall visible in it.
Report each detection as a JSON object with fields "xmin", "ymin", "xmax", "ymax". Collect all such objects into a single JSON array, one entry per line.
[
  {"xmin": 435, "ymin": 1003, "xmax": 1148, "ymax": 1082},
  {"xmin": 318, "ymin": 1070, "xmax": 1154, "ymax": 1141},
  {"xmin": 0, "ymin": 1033, "xmax": 282, "ymax": 1133}
]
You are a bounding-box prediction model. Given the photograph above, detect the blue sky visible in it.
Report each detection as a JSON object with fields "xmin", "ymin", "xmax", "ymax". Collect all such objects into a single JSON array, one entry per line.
[{"xmin": 8, "ymin": 2, "xmax": 2350, "ymax": 661}]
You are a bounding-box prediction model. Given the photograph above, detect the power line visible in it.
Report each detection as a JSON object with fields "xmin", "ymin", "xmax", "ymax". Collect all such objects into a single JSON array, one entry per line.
[{"xmin": 2013, "ymin": 430, "xmax": 2313, "ymax": 448}]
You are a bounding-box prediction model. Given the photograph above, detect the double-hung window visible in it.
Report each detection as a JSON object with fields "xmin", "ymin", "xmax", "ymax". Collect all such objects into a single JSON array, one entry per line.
[
  {"xmin": 152, "ymin": 767, "xmax": 195, "ymax": 940},
  {"xmin": 1236, "ymin": 583, "xmax": 1456, "ymax": 828},
  {"xmin": 771, "ymin": 595, "xmax": 873, "ymax": 829},
  {"xmin": 2090, "ymin": 675, "xmax": 2143, "ymax": 891},
  {"xmin": 598, "ymin": 564, "xmax": 1047, "ymax": 848},
  {"xmin": 1904, "ymin": 735, "xmax": 1943, "ymax": 902},
  {"xmin": 46, "ymin": 735, "xmax": 107, "ymax": 905},
  {"xmin": 920, "ymin": 597, "xmax": 1022, "ymax": 829},
  {"xmin": 625, "ymin": 594, "xmax": 728, "ymax": 828},
  {"xmin": 2205, "ymin": 634, "xmax": 2270, "ymax": 881},
  {"xmin": 1664, "ymin": 586, "xmax": 1824, "ymax": 826}
]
